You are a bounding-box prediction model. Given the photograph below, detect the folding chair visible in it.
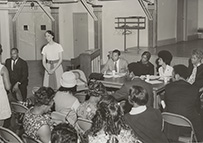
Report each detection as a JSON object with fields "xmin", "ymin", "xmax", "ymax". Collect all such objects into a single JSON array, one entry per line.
[
  {"xmin": 76, "ymin": 117, "xmax": 92, "ymax": 133},
  {"xmin": 22, "ymin": 133, "xmax": 42, "ymax": 143},
  {"xmin": 11, "ymin": 102, "xmax": 28, "ymax": 114},
  {"xmin": 0, "ymin": 127, "xmax": 23, "ymax": 143},
  {"xmin": 162, "ymin": 112, "xmax": 198, "ymax": 143}
]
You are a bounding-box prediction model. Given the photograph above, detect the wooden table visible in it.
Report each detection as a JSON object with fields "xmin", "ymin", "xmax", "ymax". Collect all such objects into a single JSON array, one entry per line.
[{"xmin": 99, "ymin": 76, "xmax": 165, "ymax": 109}]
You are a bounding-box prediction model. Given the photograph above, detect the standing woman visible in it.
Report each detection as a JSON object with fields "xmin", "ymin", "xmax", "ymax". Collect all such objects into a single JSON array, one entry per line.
[
  {"xmin": 0, "ymin": 44, "xmax": 12, "ymax": 126},
  {"xmin": 42, "ymin": 30, "xmax": 63, "ymax": 90}
]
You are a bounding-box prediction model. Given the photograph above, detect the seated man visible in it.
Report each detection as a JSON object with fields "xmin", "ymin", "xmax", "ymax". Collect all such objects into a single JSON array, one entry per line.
[
  {"xmin": 128, "ymin": 51, "xmax": 154, "ymax": 76},
  {"xmin": 101, "ymin": 49, "xmax": 128, "ymax": 74},
  {"xmin": 187, "ymin": 49, "xmax": 203, "ymax": 89},
  {"xmin": 163, "ymin": 64, "xmax": 203, "ymax": 142},
  {"xmin": 112, "ymin": 67, "xmax": 153, "ymax": 113},
  {"xmin": 124, "ymin": 86, "xmax": 168, "ymax": 143},
  {"xmin": 51, "ymin": 123, "xmax": 78, "ymax": 143}
]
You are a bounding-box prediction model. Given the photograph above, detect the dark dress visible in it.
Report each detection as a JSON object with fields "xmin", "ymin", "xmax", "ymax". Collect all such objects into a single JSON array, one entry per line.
[
  {"xmin": 164, "ymin": 80, "xmax": 203, "ymax": 142},
  {"xmin": 124, "ymin": 106, "xmax": 168, "ymax": 143}
]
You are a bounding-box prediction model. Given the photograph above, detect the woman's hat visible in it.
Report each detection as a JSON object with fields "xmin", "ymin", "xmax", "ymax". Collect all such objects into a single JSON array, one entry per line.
[{"xmin": 60, "ymin": 71, "xmax": 77, "ymax": 88}]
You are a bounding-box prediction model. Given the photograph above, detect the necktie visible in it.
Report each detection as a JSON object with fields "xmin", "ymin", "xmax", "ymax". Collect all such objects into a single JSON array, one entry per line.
[
  {"xmin": 114, "ymin": 61, "xmax": 117, "ymax": 72},
  {"xmin": 12, "ymin": 59, "xmax": 16, "ymax": 71},
  {"xmin": 188, "ymin": 66, "xmax": 197, "ymax": 84}
]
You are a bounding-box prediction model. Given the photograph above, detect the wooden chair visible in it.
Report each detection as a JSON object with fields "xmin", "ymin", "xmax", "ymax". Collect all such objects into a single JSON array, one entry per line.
[
  {"xmin": 0, "ymin": 127, "xmax": 23, "ymax": 143},
  {"xmin": 21, "ymin": 133, "xmax": 42, "ymax": 143},
  {"xmin": 162, "ymin": 112, "xmax": 198, "ymax": 143}
]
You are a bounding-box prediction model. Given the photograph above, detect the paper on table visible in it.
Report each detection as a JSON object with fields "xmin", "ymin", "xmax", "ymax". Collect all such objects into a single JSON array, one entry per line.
[
  {"xmin": 103, "ymin": 74, "xmax": 123, "ymax": 78},
  {"xmin": 145, "ymin": 80, "xmax": 163, "ymax": 84}
]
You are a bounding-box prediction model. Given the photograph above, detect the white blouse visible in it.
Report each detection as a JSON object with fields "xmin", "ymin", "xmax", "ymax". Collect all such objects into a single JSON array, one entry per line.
[
  {"xmin": 41, "ymin": 42, "xmax": 63, "ymax": 61},
  {"xmin": 158, "ymin": 65, "xmax": 173, "ymax": 79}
]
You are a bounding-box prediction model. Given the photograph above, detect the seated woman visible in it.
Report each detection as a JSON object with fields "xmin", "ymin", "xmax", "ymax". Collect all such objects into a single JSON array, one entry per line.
[
  {"xmin": 23, "ymin": 87, "xmax": 55, "ymax": 143},
  {"xmin": 187, "ymin": 49, "xmax": 203, "ymax": 89},
  {"xmin": 54, "ymin": 71, "xmax": 80, "ymax": 114},
  {"xmin": 157, "ymin": 50, "xmax": 173, "ymax": 81},
  {"xmin": 84, "ymin": 95, "xmax": 140, "ymax": 143},
  {"xmin": 76, "ymin": 81, "xmax": 106, "ymax": 120},
  {"xmin": 124, "ymin": 86, "xmax": 168, "ymax": 143}
]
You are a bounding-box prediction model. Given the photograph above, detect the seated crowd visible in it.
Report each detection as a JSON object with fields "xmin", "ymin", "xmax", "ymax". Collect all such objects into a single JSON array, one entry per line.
[{"xmin": 1, "ymin": 46, "xmax": 203, "ymax": 143}]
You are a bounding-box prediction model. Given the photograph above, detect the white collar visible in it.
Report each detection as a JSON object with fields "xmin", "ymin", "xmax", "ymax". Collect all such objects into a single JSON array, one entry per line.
[{"xmin": 129, "ymin": 105, "xmax": 147, "ymax": 115}]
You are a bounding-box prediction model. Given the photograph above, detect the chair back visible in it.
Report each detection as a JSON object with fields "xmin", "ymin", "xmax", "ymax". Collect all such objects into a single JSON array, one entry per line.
[
  {"xmin": 162, "ymin": 112, "xmax": 198, "ymax": 142},
  {"xmin": 76, "ymin": 118, "xmax": 92, "ymax": 132},
  {"xmin": 11, "ymin": 102, "xmax": 28, "ymax": 114},
  {"xmin": 22, "ymin": 133, "xmax": 42, "ymax": 143},
  {"xmin": 51, "ymin": 111, "xmax": 67, "ymax": 125},
  {"xmin": 0, "ymin": 127, "xmax": 23, "ymax": 143},
  {"xmin": 72, "ymin": 69, "xmax": 88, "ymax": 91},
  {"xmin": 162, "ymin": 112, "xmax": 192, "ymax": 127}
]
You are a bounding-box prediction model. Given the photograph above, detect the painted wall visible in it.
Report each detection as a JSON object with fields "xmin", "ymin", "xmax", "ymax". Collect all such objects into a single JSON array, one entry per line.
[
  {"xmin": 187, "ymin": 0, "xmax": 198, "ymax": 36},
  {"xmin": 157, "ymin": 0, "xmax": 177, "ymax": 41},
  {"xmin": 57, "ymin": 0, "xmax": 148, "ymax": 62},
  {"xmin": 198, "ymin": 0, "xmax": 203, "ymax": 28},
  {"xmin": 57, "ymin": 2, "xmax": 94, "ymax": 60}
]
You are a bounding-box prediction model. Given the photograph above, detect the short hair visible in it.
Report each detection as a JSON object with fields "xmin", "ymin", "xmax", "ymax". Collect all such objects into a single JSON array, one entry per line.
[
  {"xmin": 129, "ymin": 86, "xmax": 148, "ymax": 106},
  {"xmin": 192, "ymin": 49, "xmax": 203, "ymax": 59},
  {"xmin": 34, "ymin": 87, "xmax": 55, "ymax": 106},
  {"xmin": 46, "ymin": 30, "xmax": 55, "ymax": 40},
  {"xmin": 158, "ymin": 50, "xmax": 173, "ymax": 65},
  {"xmin": 142, "ymin": 51, "xmax": 151, "ymax": 60},
  {"xmin": 88, "ymin": 81, "xmax": 106, "ymax": 97},
  {"xmin": 112, "ymin": 49, "xmax": 121, "ymax": 56},
  {"xmin": 51, "ymin": 123, "xmax": 78, "ymax": 143},
  {"xmin": 0, "ymin": 44, "xmax": 2, "ymax": 55},
  {"xmin": 173, "ymin": 64, "xmax": 189, "ymax": 79},
  {"xmin": 11, "ymin": 48, "xmax": 19, "ymax": 53}
]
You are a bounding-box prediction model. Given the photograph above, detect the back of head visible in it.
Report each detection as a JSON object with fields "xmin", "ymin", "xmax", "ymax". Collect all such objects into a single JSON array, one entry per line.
[
  {"xmin": 158, "ymin": 50, "xmax": 173, "ymax": 65},
  {"xmin": 88, "ymin": 80, "xmax": 106, "ymax": 97},
  {"xmin": 129, "ymin": 86, "xmax": 148, "ymax": 106},
  {"xmin": 34, "ymin": 86, "xmax": 55, "ymax": 106},
  {"xmin": 51, "ymin": 123, "xmax": 78, "ymax": 143},
  {"xmin": 173, "ymin": 64, "xmax": 189, "ymax": 80},
  {"xmin": 88, "ymin": 95, "xmax": 128, "ymax": 137}
]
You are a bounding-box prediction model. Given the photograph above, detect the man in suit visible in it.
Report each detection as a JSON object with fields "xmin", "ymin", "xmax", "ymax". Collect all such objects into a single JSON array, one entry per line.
[
  {"xmin": 188, "ymin": 49, "xmax": 203, "ymax": 89},
  {"xmin": 101, "ymin": 49, "xmax": 128, "ymax": 74},
  {"xmin": 112, "ymin": 65, "xmax": 153, "ymax": 113},
  {"xmin": 163, "ymin": 64, "xmax": 203, "ymax": 142},
  {"xmin": 5, "ymin": 48, "xmax": 28, "ymax": 101}
]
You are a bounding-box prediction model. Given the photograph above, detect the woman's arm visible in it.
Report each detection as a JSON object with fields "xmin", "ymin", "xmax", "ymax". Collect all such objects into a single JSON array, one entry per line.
[
  {"xmin": 1, "ymin": 66, "xmax": 11, "ymax": 91},
  {"xmin": 38, "ymin": 125, "xmax": 51, "ymax": 143},
  {"xmin": 51, "ymin": 52, "xmax": 63, "ymax": 73},
  {"xmin": 42, "ymin": 54, "xmax": 50, "ymax": 73}
]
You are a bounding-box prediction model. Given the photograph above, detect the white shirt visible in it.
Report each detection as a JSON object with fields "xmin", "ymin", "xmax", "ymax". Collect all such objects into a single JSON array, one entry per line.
[
  {"xmin": 114, "ymin": 59, "xmax": 120, "ymax": 73},
  {"xmin": 129, "ymin": 105, "xmax": 147, "ymax": 115},
  {"xmin": 11, "ymin": 58, "xmax": 19, "ymax": 71},
  {"xmin": 41, "ymin": 42, "xmax": 63, "ymax": 61},
  {"xmin": 158, "ymin": 65, "xmax": 173, "ymax": 79}
]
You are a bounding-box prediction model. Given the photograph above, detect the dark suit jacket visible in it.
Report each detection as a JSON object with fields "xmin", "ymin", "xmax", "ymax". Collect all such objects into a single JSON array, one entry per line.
[
  {"xmin": 128, "ymin": 61, "xmax": 154, "ymax": 76},
  {"xmin": 5, "ymin": 58, "xmax": 28, "ymax": 86},
  {"xmin": 164, "ymin": 80, "xmax": 199, "ymax": 117},
  {"xmin": 188, "ymin": 61, "xmax": 203, "ymax": 89},
  {"xmin": 112, "ymin": 78, "xmax": 153, "ymax": 107},
  {"xmin": 164, "ymin": 80, "xmax": 203, "ymax": 141}
]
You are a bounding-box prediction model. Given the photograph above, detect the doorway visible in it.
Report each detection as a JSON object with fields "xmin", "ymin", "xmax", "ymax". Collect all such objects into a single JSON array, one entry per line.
[
  {"xmin": 177, "ymin": 0, "xmax": 187, "ymax": 42},
  {"xmin": 16, "ymin": 7, "xmax": 52, "ymax": 60},
  {"xmin": 73, "ymin": 13, "xmax": 88, "ymax": 58}
]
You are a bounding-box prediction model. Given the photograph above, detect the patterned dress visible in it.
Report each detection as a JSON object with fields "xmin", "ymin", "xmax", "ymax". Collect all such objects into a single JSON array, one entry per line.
[
  {"xmin": 88, "ymin": 128, "xmax": 141, "ymax": 143},
  {"xmin": 76, "ymin": 101, "xmax": 97, "ymax": 120},
  {"xmin": 23, "ymin": 108, "xmax": 53, "ymax": 141}
]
